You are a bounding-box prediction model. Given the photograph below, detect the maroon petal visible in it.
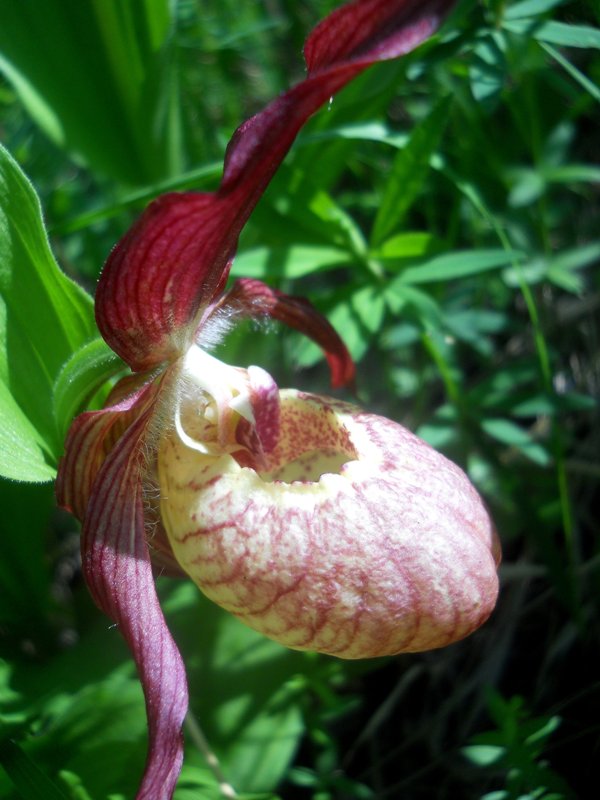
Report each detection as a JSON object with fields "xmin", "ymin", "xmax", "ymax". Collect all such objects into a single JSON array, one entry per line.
[
  {"xmin": 82, "ymin": 408, "xmax": 188, "ymax": 799},
  {"xmin": 56, "ymin": 376, "xmax": 159, "ymax": 520},
  {"xmin": 219, "ymin": 277, "xmax": 355, "ymax": 389},
  {"xmin": 221, "ymin": 0, "xmax": 456, "ymax": 195},
  {"xmin": 95, "ymin": 0, "xmax": 456, "ymax": 372},
  {"xmin": 96, "ymin": 194, "xmax": 235, "ymax": 372}
]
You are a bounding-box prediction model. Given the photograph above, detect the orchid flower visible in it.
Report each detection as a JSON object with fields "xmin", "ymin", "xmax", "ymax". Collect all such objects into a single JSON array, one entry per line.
[{"xmin": 56, "ymin": 1, "xmax": 500, "ymax": 797}]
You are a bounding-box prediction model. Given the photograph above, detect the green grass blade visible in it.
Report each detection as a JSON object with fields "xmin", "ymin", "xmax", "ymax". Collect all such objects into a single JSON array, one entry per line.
[
  {"xmin": 371, "ymin": 97, "xmax": 452, "ymax": 247},
  {"xmin": 540, "ymin": 42, "xmax": 600, "ymax": 102},
  {"xmin": 504, "ymin": 19, "xmax": 600, "ymax": 49},
  {"xmin": 0, "ymin": 739, "xmax": 69, "ymax": 800},
  {"xmin": 0, "ymin": 0, "xmax": 179, "ymax": 184}
]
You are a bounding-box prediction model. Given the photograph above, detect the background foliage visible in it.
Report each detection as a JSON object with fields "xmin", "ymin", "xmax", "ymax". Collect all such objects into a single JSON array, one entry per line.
[{"xmin": 1, "ymin": 0, "xmax": 599, "ymax": 798}]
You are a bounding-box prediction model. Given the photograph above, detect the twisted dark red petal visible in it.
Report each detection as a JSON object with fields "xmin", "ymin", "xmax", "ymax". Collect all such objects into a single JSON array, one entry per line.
[
  {"xmin": 56, "ymin": 376, "xmax": 158, "ymax": 520},
  {"xmin": 95, "ymin": 0, "xmax": 456, "ymax": 372},
  {"xmin": 81, "ymin": 409, "xmax": 188, "ymax": 800},
  {"xmin": 220, "ymin": 278, "xmax": 355, "ymax": 389}
]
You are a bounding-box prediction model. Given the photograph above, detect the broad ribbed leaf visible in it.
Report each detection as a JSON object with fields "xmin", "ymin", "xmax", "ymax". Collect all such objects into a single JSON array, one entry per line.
[
  {"xmin": 0, "ymin": 143, "xmax": 96, "ymax": 481},
  {"xmin": 0, "ymin": 381, "xmax": 56, "ymax": 481}
]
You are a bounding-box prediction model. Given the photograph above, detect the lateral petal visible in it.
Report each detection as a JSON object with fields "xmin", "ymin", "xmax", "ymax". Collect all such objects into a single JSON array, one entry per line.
[
  {"xmin": 95, "ymin": 0, "xmax": 456, "ymax": 372},
  {"xmin": 219, "ymin": 278, "xmax": 355, "ymax": 389},
  {"xmin": 56, "ymin": 376, "xmax": 159, "ymax": 521},
  {"xmin": 82, "ymin": 408, "xmax": 188, "ymax": 800}
]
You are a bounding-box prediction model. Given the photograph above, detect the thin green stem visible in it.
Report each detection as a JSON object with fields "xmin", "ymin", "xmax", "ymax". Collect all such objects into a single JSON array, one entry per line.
[
  {"xmin": 184, "ymin": 711, "xmax": 237, "ymax": 798},
  {"xmin": 421, "ymin": 333, "xmax": 460, "ymax": 408},
  {"xmin": 441, "ymin": 164, "xmax": 576, "ymax": 567}
]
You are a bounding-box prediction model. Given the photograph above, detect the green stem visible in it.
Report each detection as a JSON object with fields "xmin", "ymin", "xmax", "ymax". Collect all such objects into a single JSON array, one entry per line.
[{"xmin": 184, "ymin": 711, "xmax": 237, "ymax": 798}]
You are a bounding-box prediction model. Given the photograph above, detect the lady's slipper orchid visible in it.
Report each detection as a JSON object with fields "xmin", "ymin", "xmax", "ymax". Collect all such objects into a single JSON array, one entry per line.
[{"xmin": 56, "ymin": 1, "xmax": 499, "ymax": 798}]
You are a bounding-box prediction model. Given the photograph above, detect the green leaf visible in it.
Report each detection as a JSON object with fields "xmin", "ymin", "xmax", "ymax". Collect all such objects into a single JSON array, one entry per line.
[
  {"xmin": 509, "ymin": 391, "xmax": 597, "ymax": 417},
  {"xmin": 371, "ymin": 97, "xmax": 452, "ymax": 246},
  {"xmin": 504, "ymin": 0, "xmax": 567, "ymax": 20},
  {"xmin": 503, "ymin": 19, "xmax": 600, "ymax": 49},
  {"xmin": 266, "ymin": 166, "xmax": 367, "ymax": 259},
  {"xmin": 302, "ymin": 121, "xmax": 409, "ymax": 150},
  {"xmin": 416, "ymin": 404, "xmax": 458, "ymax": 449},
  {"xmin": 543, "ymin": 164, "xmax": 600, "ymax": 183},
  {"xmin": 396, "ymin": 249, "xmax": 521, "ymax": 285},
  {"xmin": 540, "ymin": 43, "xmax": 600, "ymax": 102},
  {"xmin": 462, "ymin": 744, "xmax": 505, "ymax": 766},
  {"xmin": 481, "ymin": 418, "xmax": 551, "ymax": 465},
  {"xmin": 28, "ymin": 673, "xmax": 150, "ymax": 800},
  {"xmin": 56, "ymin": 771, "xmax": 94, "ymax": 800},
  {"xmin": 502, "ymin": 257, "xmax": 547, "ymax": 287},
  {"xmin": 0, "ymin": 381, "xmax": 56, "ymax": 481},
  {"xmin": 503, "ymin": 244, "xmax": 600, "ymax": 293},
  {"xmin": 385, "ymin": 284, "xmax": 443, "ymax": 330},
  {"xmin": 507, "ymin": 168, "xmax": 546, "ymax": 208},
  {"xmin": 172, "ymin": 765, "xmax": 222, "ymax": 800},
  {"xmin": 0, "ymin": 0, "xmax": 180, "ymax": 184},
  {"xmin": 350, "ymin": 285, "xmax": 386, "ymax": 335},
  {"xmin": 231, "ymin": 245, "xmax": 350, "ymax": 280},
  {"xmin": 469, "ymin": 34, "xmax": 507, "ymax": 105},
  {"xmin": 445, "ymin": 309, "xmax": 508, "ymax": 356},
  {"xmin": 0, "ymin": 143, "xmax": 96, "ymax": 481},
  {"xmin": 546, "ymin": 242, "xmax": 600, "ymax": 294},
  {"xmin": 53, "ymin": 338, "xmax": 123, "ymax": 439},
  {"xmin": 370, "ymin": 231, "xmax": 438, "ymax": 263},
  {"xmin": 524, "ymin": 715, "xmax": 561, "ymax": 746}
]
